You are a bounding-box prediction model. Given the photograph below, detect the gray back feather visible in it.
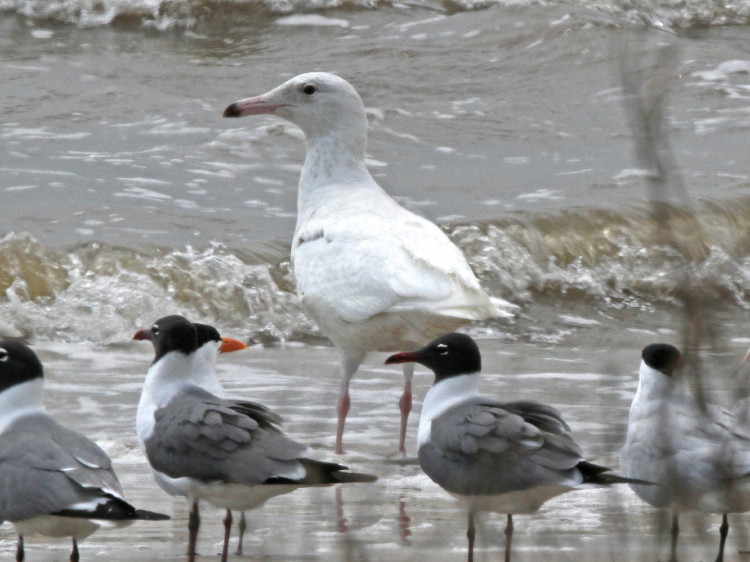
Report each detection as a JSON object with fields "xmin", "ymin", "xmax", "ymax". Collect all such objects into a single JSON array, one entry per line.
[
  {"xmin": 0, "ymin": 414, "xmax": 123, "ymax": 522},
  {"xmin": 145, "ymin": 386, "xmax": 308, "ymax": 485},
  {"xmin": 419, "ymin": 398, "xmax": 583, "ymax": 496}
]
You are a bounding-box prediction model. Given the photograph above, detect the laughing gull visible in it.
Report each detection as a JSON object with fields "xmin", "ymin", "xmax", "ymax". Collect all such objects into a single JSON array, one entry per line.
[
  {"xmin": 621, "ymin": 343, "xmax": 750, "ymax": 562},
  {"xmin": 386, "ymin": 333, "xmax": 639, "ymax": 562},
  {"xmin": 0, "ymin": 340, "xmax": 169, "ymax": 562},
  {"xmin": 134, "ymin": 320, "xmax": 249, "ymax": 557},
  {"xmin": 223, "ymin": 72, "xmax": 518, "ymax": 454},
  {"xmin": 134, "ymin": 315, "xmax": 377, "ymax": 562}
]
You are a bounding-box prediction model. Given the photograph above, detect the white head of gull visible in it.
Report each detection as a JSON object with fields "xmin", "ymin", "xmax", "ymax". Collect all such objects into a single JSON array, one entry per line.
[
  {"xmin": 224, "ymin": 72, "xmax": 518, "ymax": 455},
  {"xmin": 620, "ymin": 343, "xmax": 750, "ymax": 562},
  {"xmin": 387, "ymin": 332, "xmax": 641, "ymax": 562}
]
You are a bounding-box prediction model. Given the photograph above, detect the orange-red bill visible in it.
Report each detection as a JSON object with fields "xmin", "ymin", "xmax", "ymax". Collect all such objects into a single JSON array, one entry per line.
[
  {"xmin": 220, "ymin": 337, "xmax": 247, "ymax": 354},
  {"xmin": 384, "ymin": 351, "xmax": 422, "ymax": 365},
  {"xmin": 133, "ymin": 329, "xmax": 152, "ymax": 341}
]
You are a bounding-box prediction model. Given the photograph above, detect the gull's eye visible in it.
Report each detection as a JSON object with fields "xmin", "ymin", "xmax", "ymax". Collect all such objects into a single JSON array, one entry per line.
[
  {"xmin": 436, "ymin": 343, "xmax": 449, "ymax": 356},
  {"xmin": 302, "ymin": 84, "xmax": 317, "ymax": 96},
  {"xmin": 0, "ymin": 348, "xmax": 8, "ymax": 362},
  {"xmin": 151, "ymin": 324, "xmax": 160, "ymax": 336}
]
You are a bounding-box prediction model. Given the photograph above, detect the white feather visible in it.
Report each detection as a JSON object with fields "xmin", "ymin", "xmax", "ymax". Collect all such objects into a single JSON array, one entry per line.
[
  {"xmin": 621, "ymin": 359, "xmax": 750, "ymax": 513},
  {"xmin": 418, "ymin": 373, "xmax": 481, "ymax": 448},
  {"xmin": 0, "ymin": 379, "xmax": 44, "ymax": 434}
]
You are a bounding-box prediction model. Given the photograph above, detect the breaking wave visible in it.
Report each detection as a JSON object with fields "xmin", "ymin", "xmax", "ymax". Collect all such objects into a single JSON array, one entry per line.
[{"xmin": 4, "ymin": 197, "xmax": 750, "ymax": 344}]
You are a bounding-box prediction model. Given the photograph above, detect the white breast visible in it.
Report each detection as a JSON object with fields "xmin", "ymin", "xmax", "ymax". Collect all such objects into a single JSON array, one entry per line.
[
  {"xmin": 418, "ymin": 373, "xmax": 481, "ymax": 448},
  {"xmin": 136, "ymin": 352, "xmax": 194, "ymax": 443},
  {"xmin": 0, "ymin": 379, "xmax": 45, "ymax": 434}
]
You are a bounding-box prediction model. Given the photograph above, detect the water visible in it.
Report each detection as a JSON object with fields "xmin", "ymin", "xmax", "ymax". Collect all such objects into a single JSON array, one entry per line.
[
  {"xmin": 2, "ymin": 0, "xmax": 750, "ymax": 559},
  {"xmin": 2, "ymin": 337, "xmax": 750, "ymax": 560}
]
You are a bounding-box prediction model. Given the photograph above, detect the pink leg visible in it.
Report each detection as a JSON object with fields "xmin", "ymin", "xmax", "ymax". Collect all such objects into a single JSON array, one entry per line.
[
  {"xmin": 334, "ymin": 352, "xmax": 364, "ymax": 455},
  {"xmin": 335, "ymin": 386, "xmax": 351, "ymax": 455},
  {"xmin": 398, "ymin": 363, "xmax": 415, "ymax": 456}
]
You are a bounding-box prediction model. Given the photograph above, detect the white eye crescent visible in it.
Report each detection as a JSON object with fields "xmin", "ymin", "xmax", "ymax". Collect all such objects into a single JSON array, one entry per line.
[
  {"xmin": 437, "ymin": 343, "xmax": 449, "ymax": 356},
  {"xmin": 0, "ymin": 348, "xmax": 8, "ymax": 362}
]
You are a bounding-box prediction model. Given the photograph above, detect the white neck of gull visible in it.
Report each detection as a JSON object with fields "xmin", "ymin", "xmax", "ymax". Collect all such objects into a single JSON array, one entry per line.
[
  {"xmin": 627, "ymin": 361, "xmax": 683, "ymax": 424},
  {"xmin": 137, "ymin": 351, "xmax": 195, "ymax": 442},
  {"xmin": 296, "ymin": 107, "xmax": 375, "ymax": 207},
  {"xmin": 192, "ymin": 343, "xmax": 224, "ymax": 397},
  {"xmin": 418, "ymin": 372, "xmax": 481, "ymax": 448},
  {"xmin": 0, "ymin": 378, "xmax": 45, "ymax": 434},
  {"xmin": 301, "ymin": 129, "xmax": 370, "ymax": 182}
]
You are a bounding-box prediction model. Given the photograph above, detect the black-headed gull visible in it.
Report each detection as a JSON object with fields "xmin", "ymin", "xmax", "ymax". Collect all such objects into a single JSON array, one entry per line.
[
  {"xmin": 386, "ymin": 333, "xmax": 637, "ymax": 562},
  {"xmin": 0, "ymin": 340, "xmax": 169, "ymax": 562},
  {"xmin": 621, "ymin": 343, "xmax": 750, "ymax": 562},
  {"xmin": 134, "ymin": 319, "xmax": 248, "ymax": 557},
  {"xmin": 134, "ymin": 315, "xmax": 377, "ymax": 562},
  {"xmin": 223, "ymin": 72, "xmax": 517, "ymax": 454}
]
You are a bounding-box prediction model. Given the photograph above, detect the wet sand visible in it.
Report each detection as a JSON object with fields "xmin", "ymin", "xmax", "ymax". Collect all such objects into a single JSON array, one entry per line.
[{"xmin": 3, "ymin": 326, "xmax": 750, "ymax": 561}]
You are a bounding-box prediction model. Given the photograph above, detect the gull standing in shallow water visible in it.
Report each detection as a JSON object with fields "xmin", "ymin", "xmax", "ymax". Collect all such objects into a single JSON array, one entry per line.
[
  {"xmin": 0, "ymin": 340, "xmax": 169, "ymax": 562},
  {"xmin": 223, "ymin": 72, "xmax": 517, "ymax": 454},
  {"xmin": 134, "ymin": 320, "xmax": 250, "ymax": 556},
  {"xmin": 386, "ymin": 333, "xmax": 640, "ymax": 562},
  {"xmin": 620, "ymin": 343, "xmax": 750, "ymax": 562},
  {"xmin": 134, "ymin": 315, "xmax": 377, "ymax": 562}
]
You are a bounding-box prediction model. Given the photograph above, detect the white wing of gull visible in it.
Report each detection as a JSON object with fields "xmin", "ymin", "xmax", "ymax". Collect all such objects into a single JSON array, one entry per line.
[
  {"xmin": 223, "ymin": 72, "xmax": 518, "ymax": 455},
  {"xmin": 386, "ymin": 333, "xmax": 637, "ymax": 562},
  {"xmin": 0, "ymin": 341, "xmax": 169, "ymax": 562},
  {"xmin": 135, "ymin": 315, "xmax": 377, "ymax": 562},
  {"xmin": 621, "ymin": 343, "xmax": 750, "ymax": 562}
]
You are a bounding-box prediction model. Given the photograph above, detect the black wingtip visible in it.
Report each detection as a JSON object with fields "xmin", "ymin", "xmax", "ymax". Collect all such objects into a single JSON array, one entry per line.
[
  {"xmin": 577, "ymin": 460, "xmax": 655, "ymax": 486},
  {"xmin": 53, "ymin": 503, "xmax": 171, "ymax": 521},
  {"xmin": 134, "ymin": 509, "xmax": 171, "ymax": 521},
  {"xmin": 223, "ymin": 104, "xmax": 240, "ymax": 118},
  {"xmin": 333, "ymin": 471, "xmax": 378, "ymax": 484},
  {"xmin": 289, "ymin": 458, "xmax": 378, "ymax": 485},
  {"xmin": 589, "ymin": 472, "xmax": 655, "ymax": 486}
]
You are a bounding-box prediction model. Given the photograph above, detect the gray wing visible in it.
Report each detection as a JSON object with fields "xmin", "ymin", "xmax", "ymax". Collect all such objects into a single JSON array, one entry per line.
[
  {"xmin": 419, "ymin": 398, "xmax": 584, "ymax": 496},
  {"xmin": 0, "ymin": 414, "xmax": 124, "ymax": 522},
  {"xmin": 145, "ymin": 386, "xmax": 309, "ymax": 485},
  {"xmin": 623, "ymin": 398, "xmax": 750, "ymax": 507}
]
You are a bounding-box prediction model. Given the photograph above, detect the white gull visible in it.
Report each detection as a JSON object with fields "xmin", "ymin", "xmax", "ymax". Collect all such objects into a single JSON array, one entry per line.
[
  {"xmin": 621, "ymin": 343, "xmax": 750, "ymax": 562},
  {"xmin": 223, "ymin": 72, "xmax": 518, "ymax": 454}
]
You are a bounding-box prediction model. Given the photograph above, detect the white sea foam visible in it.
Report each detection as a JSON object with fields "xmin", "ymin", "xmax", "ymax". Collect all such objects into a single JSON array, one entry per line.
[{"xmin": 275, "ymin": 14, "xmax": 350, "ymax": 27}]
